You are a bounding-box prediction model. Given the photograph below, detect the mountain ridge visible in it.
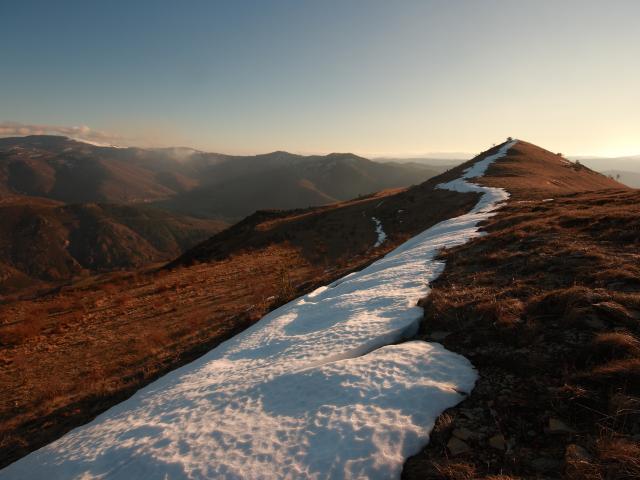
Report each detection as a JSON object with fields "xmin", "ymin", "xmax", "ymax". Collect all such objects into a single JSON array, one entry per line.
[
  {"xmin": 0, "ymin": 196, "xmax": 226, "ymax": 293},
  {"xmin": 0, "ymin": 135, "xmax": 443, "ymax": 220},
  {"xmin": 176, "ymin": 139, "xmax": 626, "ymax": 267},
  {"xmin": 0, "ymin": 139, "xmax": 632, "ymax": 473}
]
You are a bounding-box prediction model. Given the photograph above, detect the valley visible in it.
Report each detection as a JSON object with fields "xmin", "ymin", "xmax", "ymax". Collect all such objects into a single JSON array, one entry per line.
[{"xmin": 0, "ymin": 136, "xmax": 441, "ymax": 222}]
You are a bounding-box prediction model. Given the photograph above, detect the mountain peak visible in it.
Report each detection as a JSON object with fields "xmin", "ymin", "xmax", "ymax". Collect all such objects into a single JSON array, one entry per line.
[{"xmin": 475, "ymin": 139, "xmax": 626, "ymax": 198}]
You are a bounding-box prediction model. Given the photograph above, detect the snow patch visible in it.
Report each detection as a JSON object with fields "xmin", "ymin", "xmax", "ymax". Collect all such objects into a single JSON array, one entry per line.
[
  {"xmin": 372, "ymin": 216, "xmax": 387, "ymax": 247},
  {"xmin": 1, "ymin": 141, "xmax": 517, "ymax": 480},
  {"xmin": 69, "ymin": 137, "xmax": 125, "ymax": 148}
]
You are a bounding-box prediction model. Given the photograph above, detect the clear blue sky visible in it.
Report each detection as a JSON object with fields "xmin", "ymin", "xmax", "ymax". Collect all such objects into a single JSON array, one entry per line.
[{"xmin": 1, "ymin": 0, "xmax": 639, "ymax": 156}]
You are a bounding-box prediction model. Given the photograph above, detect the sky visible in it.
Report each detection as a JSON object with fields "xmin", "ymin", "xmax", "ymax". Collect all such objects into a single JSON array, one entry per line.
[{"xmin": 1, "ymin": 0, "xmax": 639, "ymax": 157}]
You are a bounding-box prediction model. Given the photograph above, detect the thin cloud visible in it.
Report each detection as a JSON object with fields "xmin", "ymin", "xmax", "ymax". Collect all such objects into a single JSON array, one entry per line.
[{"xmin": 0, "ymin": 121, "xmax": 125, "ymax": 146}]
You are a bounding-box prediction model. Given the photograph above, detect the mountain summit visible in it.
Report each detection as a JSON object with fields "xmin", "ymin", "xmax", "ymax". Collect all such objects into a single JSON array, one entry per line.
[{"xmin": 480, "ymin": 140, "xmax": 625, "ymax": 196}]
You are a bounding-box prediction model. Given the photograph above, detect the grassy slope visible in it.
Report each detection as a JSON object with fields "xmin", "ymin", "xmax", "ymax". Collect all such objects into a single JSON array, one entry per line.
[
  {"xmin": 0, "ymin": 198, "xmax": 227, "ymax": 294},
  {"xmin": 0, "ymin": 140, "xmax": 629, "ymax": 472},
  {"xmin": 403, "ymin": 145, "xmax": 636, "ymax": 479},
  {"xmin": 0, "ymin": 175, "xmax": 479, "ymax": 468}
]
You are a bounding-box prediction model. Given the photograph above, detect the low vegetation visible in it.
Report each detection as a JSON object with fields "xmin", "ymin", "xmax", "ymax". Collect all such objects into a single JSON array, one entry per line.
[
  {"xmin": 403, "ymin": 189, "xmax": 640, "ymax": 479},
  {"xmin": 0, "ymin": 198, "xmax": 226, "ymax": 293},
  {"xmin": 0, "ymin": 247, "xmax": 324, "ymax": 467}
]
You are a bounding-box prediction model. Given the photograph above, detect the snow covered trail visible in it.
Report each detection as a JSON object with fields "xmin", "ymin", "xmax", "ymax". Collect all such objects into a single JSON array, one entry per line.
[{"xmin": 1, "ymin": 141, "xmax": 516, "ymax": 480}]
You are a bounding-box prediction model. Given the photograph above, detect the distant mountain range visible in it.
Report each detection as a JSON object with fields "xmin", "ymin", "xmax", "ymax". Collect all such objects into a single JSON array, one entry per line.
[
  {"xmin": 0, "ymin": 135, "xmax": 444, "ymax": 221},
  {"xmin": 374, "ymin": 156, "xmax": 467, "ymax": 167},
  {"xmin": 565, "ymin": 155, "xmax": 640, "ymax": 188},
  {"xmin": 570, "ymin": 155, "xmax": 640, "ymax": 172},
  {"xmin": 157, "ymin": 153, "xmax": 444, "ymax": 220},
  {"xmin": 601, "ymin": 170, "xmax": 640, "ymax": 188}
]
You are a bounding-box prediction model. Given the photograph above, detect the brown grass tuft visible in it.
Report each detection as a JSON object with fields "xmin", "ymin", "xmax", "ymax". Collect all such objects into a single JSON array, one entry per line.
[
  {"xmin": 581, "ymin": 358, "xmax": 640, "ymax": 395},
  {"xmin": 476, "ymin": 297, "xmax": 524, "ymax": 327},
  {"xmin": 527, "ymin": 286, "xmax": 609, "ymax": 325},
  {"xmin": 432, "ymin": 412, "xmax": 455, "ymax": 434},
  {"xmin": 596, "ymin": 437, "xmax": 640, "ymax": 479},
  {"xmin": 589, "ymin": 332, "xmax": 640, "ymax": 363},
  {"xmin": 433, "ymin": 461, "xmax": 477, "ymax": 480}
]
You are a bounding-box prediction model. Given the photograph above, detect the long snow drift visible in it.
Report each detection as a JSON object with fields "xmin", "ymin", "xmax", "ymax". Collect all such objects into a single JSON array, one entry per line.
[{"xmin": 1, "ymin": 141, "xmax": 517, "ymax": 480}]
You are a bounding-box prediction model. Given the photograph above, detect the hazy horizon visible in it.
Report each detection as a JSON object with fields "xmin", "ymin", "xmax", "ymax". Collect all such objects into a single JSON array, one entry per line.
[
  {"xmin": 4, "ymin": 132, "xmax": 640, "ymax": 164},
  {"xmin": 2, "ymin": 0, "xmax": 639, "ymax": 158}
]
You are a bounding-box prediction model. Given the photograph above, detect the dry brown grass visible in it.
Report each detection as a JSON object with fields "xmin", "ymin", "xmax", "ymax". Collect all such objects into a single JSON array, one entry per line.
[
  {"xmin": 582, "ymin": 359, "xmax": 640, "ymax": 395},
  {"xmin": 0, "ymin": 303, "xmax": 57, "ymax": 344},
  {"xmin": 0, "ymin": 245, "xmax": 332, "ymax": 467},
  {"xmin": 404, "ymin": 189, "xmax": 640, "ymax": 479},
  {"xmin": 596, "ymin": 437, "xmax": 640, "ymax": 479},
  {"xmin": 0, "ymin": 320, "xmax": 43, "ymax": 346},
  {"xmin": 433, "ymin": 461, "xmax": 477, "ymax": 480},
  {"xmin": 589, "ymin": 332, "xmax": 640, "ymax": 363},
  {"xmin": 433, "ymin": 412, "xmax": 456, "ymax": 434},
  {"xmin": 475, "ymin": 297, "xmax": 525, "ymax": 328},
  {"xmin": 479, "ymin": 140, "xmax": 624, "ymax": 199}
]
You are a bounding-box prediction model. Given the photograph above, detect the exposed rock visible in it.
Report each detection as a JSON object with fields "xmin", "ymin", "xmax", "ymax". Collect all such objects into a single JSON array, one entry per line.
[
  {"xmin": 459, "ymin": 408, "xmax": 482, "ymax": 420},
  {"xmin": 489, "ymin": 434, "xmax": 506, "ymax": 451},
  {"xmin": 452, "ymin": 428, "xmax": 474, "ymax": 441},
  {"xmin": 429, "ymin": 330, "xmax": 451, "ymax": 341},
  {"xmin": 447, "ymin": 436, "xmax": 471, "ymax": 456},
  {"xmin": 548, "ymin": 417, "xmax": 575, "ymax": 434}
]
